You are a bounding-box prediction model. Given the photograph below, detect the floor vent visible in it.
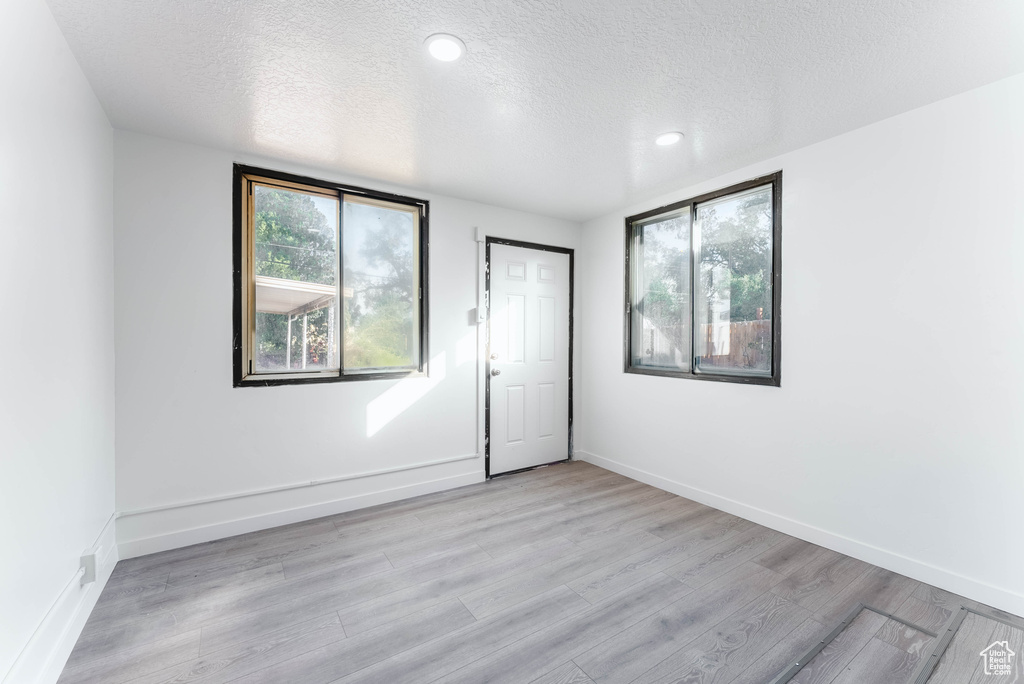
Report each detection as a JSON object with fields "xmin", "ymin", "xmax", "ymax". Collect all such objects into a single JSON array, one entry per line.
[
  {"xmin": 910, "ymin": 605, "xmax": 1024, "ymax": 683},
  {"xmin": 770, "ymin": 603, "xmax": 938, "ymax": 684}
]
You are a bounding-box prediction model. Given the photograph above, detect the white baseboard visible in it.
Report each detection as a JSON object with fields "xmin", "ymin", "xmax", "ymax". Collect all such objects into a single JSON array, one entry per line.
[
  {"xmin": 576, "ymin": 450, "xmax": 1024, "ymax": 618},
  {"xmin": 117, "ymin": 470, "xmax": 485, "ymax": 560},
  {"xmin": 4, "ymin": 515, "xmax": 119, "ymax": 684}
]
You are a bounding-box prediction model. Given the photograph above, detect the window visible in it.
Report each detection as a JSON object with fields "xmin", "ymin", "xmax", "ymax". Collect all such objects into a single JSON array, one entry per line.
[
  {"xmin": 234, "ymin": 165, "xmax": 428, "ymax": 386},
  {"xmin": 625, "ymin": 172, "xmax": 781, "ymax": 386}
]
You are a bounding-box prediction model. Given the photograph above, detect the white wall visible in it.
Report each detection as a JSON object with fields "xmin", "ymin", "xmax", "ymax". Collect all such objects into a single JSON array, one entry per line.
[
  {"xmin": 578, "ymin": 73, "xmax": 1024, "ymax": 615},
  {"xmin": 0, "ymin": 0, "xmax": 117, "ymax": 681},
  {"xmin": 113, "ymin": 131, "xmax": 582, "ymax": 556}
]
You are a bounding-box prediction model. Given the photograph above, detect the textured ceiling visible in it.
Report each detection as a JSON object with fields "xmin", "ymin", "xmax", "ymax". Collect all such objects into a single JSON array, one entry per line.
[{"xmin": 47, "ymin": 0, "xmax": 1024, "ymax": 221}]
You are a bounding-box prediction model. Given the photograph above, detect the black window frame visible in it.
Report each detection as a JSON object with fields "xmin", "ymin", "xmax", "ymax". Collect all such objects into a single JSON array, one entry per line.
[
  {"xmin": 233, "ymin": 163, "xmax": 430, "ymax": 387},
  {"xmin": 623, "ymin": 171, "xmax": 782, "ymax": 387}
]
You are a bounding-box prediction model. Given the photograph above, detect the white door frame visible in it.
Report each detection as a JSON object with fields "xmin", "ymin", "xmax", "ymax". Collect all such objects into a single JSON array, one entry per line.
[{"xmin": 485, "ymin": 237, "xmax": 574, "ymax": 477}]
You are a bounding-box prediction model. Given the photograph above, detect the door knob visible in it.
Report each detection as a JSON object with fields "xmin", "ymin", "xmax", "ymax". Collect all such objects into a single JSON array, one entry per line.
[
  {"xmin": 490, "ymin": 353, "xmax": 499, "ymax": 360},
  {"xmin": 491, "ymin": 369, "xmax": 501, "ymax": 376}
]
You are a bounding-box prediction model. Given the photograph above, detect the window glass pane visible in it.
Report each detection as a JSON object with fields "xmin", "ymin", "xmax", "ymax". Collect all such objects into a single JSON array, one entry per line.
[
  {"xmin": 343, "ymin": 198, "xmax": 419, "ymax": 370},
  {"xmin": 252, "ymin": 185, "xmax": 340, "ymax": 372},
  {"xmin": 631, "ymin": 210, "xmax": 691, "ymax": 370},
  {"xmin": 694, "ymin": 185, "xmax": 773, "ymax": 376}
]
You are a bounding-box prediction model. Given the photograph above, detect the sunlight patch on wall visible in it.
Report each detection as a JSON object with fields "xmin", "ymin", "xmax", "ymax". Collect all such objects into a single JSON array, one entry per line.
[
  {"xmin": 455, "ymin": 330, "xmax": 477, "ymax": 367},
  {"xmin": 366, "ymin": 352, "xmax": 446, "ymax": 437}
]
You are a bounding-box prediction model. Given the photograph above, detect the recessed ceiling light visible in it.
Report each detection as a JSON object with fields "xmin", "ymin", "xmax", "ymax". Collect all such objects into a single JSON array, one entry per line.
[
  {"xmin": 425, "ymin": 34, "xmax": 466, "ymax": 62},
  {"xmin": 655, "ymin": 132, "xmax": 684, "ymax": 146}
]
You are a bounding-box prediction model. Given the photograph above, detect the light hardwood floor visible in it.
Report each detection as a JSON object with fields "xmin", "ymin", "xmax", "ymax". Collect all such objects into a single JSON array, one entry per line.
[
  {"xmin": 58, "ymin": 462, "xmax": 1020, "ymax": 684},
  {"xmin": 925, "ymin": 612, "xmax": 1024, "ymax": 683}
]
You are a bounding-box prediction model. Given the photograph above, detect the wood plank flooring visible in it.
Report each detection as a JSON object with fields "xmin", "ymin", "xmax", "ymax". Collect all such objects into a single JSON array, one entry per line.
[
  {"xmin": 58, "ymin": 462, "xmax": 1021, "ymax": 684},
  {"xmin": 926, "ymin": 612, "xmax": 1024, "ymax": 683}
]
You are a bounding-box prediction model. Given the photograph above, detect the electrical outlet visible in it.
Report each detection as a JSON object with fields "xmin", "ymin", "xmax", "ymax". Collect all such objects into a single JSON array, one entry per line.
[{"xmin": 80, "ymin": 549, "xmax": 98, "ymax": 586}]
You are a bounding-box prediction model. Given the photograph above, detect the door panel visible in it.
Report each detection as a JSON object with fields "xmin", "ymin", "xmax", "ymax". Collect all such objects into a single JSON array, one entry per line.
[
  {"xmin": 505, "ymin": 385, "xmax": 525, "ymax": 443},
  {"xmin": 489, "ymin": 243, "xmax": 570, "ymax": 475}
]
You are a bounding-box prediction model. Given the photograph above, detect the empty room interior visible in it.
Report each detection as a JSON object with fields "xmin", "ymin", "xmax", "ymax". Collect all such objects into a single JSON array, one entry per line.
[{"xmin": 4, "ymin": 0, "xmax": 1024, "ymax": 682}]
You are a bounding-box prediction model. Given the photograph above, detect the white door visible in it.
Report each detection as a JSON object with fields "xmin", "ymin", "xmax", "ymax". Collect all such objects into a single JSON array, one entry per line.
[{"xmin": 488, "ymin": 243, "xmax": 571, "ymax": 475}]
